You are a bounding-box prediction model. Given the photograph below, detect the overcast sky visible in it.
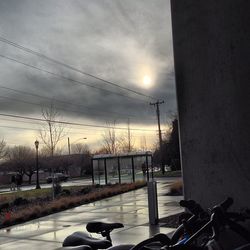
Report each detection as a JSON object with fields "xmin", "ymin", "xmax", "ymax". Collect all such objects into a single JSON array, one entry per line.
[{"xmin": 0, "ymin": 0, "xmax": 176, "ymax": 150}]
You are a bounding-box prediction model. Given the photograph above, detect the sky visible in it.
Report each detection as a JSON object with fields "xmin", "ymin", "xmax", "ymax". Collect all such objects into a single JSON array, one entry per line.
[{"xmin": 0, "ymin": 0, "xmax": 176, "ymax": 152}]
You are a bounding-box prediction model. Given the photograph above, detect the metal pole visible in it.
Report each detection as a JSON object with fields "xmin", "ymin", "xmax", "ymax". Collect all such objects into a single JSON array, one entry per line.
[
  {"xmin": 151, "ymin": 154, "xmax": 154, "ymax": 180},
  {"xmin": 118, "ymin": 157, "xmax": 121, "ymax": 184},
  {"xmin": 35, "ymin": 140, "xmax": 41, "ymax": 189},
  {"xmin": 146, "ymin": 153, "xmax": 149, "ymax": 181},
  {"xmin": 68, "ymin": 137, "xmax": 71, "ymax": 155},
  {"xmin": 150, "ymin": 100, "xmax": 165, "ymax": 174},
  {"xmin": 104, "ymin": 158, "xmax": 108, "ymax": 185},
  {"xmin": 131, "ymin": 156, "xmax": 135, "ymax": 183},
  {"xmin": 98, "ymin": 160, "xmax": 100, "ymax": 185},
  {"xmin": 91, "ymin": 158, "xmax": 94, "ymax": 184}
]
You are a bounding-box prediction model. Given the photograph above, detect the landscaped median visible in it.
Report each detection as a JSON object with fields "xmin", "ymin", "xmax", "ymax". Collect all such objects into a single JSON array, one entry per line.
[{"xmin": 0, "ymin": 181, "xmax": 146, "ymax": 229}]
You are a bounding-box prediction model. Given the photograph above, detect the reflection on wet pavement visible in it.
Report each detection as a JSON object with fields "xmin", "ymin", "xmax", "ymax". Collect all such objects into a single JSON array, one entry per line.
[{"xmin": 0, "ymin": 177, "xmax": 183, "ymax": 249}]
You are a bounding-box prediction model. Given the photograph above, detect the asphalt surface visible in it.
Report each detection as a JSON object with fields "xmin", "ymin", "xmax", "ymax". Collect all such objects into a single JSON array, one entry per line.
[
  {"xmin": 0, "ymin": 177, "xmax": 183, "ymax": 249},
  {"xmin": 0, "ymin": 178, "xmax": 93, "ymax": 193}
]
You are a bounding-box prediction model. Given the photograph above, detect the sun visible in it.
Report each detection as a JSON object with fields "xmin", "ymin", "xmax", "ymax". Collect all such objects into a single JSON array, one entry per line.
[{"xmin": 143, "ymin": 75, "xmax": 152, "ymax": 88}]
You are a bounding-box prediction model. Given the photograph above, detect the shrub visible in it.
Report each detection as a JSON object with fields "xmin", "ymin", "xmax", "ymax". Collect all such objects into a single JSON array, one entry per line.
[
  {"xmin": 79, "ymin": 186, "xmax": 92, "ymax": 195},
  {"xmin": 13, "ymin": 197, "xmax": 29, "ymax": 206},
  {"xmin": 54, "ymin": 183, "xmax": 62, "ymax": 196},
  {"xmin": 62, "ymin": 189, "xmax": 71, "ymax": 195},
  {"xmin": 0, "ymin": 181, "xmax": 146, "ymax": 229},
  {"xmin": 0, "ymin": 202, "xmax": 10, "ymax": 210},
  {"xmin": 167, "ymin": 180, "xmax": 183, "ymax": 196}
]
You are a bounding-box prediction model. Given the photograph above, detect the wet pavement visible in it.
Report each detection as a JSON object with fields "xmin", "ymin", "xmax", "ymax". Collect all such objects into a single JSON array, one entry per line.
[{"xmin": 0, "ymin": 177, "xmax": 183, "ymax": 250}]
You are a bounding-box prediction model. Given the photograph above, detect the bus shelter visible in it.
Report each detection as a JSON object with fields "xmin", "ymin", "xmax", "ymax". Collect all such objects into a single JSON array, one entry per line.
[{"xmin": 92, "ymin": 152, "xmax": 152, "ymax": 185}]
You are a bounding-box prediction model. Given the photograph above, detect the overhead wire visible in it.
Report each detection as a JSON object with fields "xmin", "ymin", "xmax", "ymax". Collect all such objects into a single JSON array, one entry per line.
[
  {"xmin": 0, "ymin": 115, "xmax": 157, "ymax": 134},
  {"xmin": 0, "ymin": 54, "xmax": 149, "ymax": 104},
  {"xmin": 0, "ymin": 94, "xmax": 148, "ymax": 122},
  {"xmin": 0, "ymin": 124, "xmax": 103, "ymax": 136},
  {"xmin": 0, "ymin": 35, "xmax": 158, "ymax": 101},
  {"xmin": 0, "ymin": 122, "xmax": 157, "ymax": 139},
  {"xmin": 0, "ymin": 37, "xmax": 163, "ymax": 143},
  {"xmin": 0, "ymin": 113, "xmax": 157, "ymax": 132},
  {"xmin": 0, "ymin": 85, "xmax": 155, "ymax": 121}
]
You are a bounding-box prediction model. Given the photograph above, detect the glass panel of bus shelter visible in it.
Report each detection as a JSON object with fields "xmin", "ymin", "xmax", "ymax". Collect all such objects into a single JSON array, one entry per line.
[
  {"xmin": 134, "ymin": 156, "xmax": 147, "ymax": 181},
  {"xmin": 120, "ymin": 157, "xmax": 133, "ymax": 183},
  {"xmin": 106, "ymin": 157, "xmax": 119, "ymax": 184},
  {"xmin": 93, "ymin": 159, "xmax": 105, "ymax": 185}
]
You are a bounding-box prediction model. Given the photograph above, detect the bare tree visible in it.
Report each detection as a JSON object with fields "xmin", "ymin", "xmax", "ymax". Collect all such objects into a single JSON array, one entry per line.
[
  {"xmin": 6, "ymin": 146, "xmax": 35, "ymax": 184},
  {"xmin": 118, "ymin": 119, "xmax": 136, "ymax": 153},
  {"xmin": 94, "ymin": 146, "xmax": 110, "ymax": 154},
  {"xmin": 40, "ymin": 145, "xmax": 63, "ymax": 158},
  {"xmin": 119, "ymin": 133, "xmax": 136, "ymax": 153},
  {"xmin": 101, "ymin": 121, "xmax": 120, "ymax": 154},
  {"xmin": 0, "ymin": 139, "xmax": 7, "ymax": 160},
  {"xmin": 71, "ymin": 143, "xmax": 90, "ymax": 154},
  {"xmin": 39, "ymin": 103, "xmax": 66, "ymax": 157},
  {"xmin": 140, "ymin": 136, "xmax": 148, "ymax": 152},
  {"xmin": 39, "ymin": 146, "xmax": 52, "ymax": 158}
]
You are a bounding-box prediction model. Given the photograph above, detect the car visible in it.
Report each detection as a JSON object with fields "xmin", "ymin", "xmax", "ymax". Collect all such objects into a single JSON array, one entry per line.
[{"xmin": 46, "ymin": 173, "xmax": 69, "ymax": 183}]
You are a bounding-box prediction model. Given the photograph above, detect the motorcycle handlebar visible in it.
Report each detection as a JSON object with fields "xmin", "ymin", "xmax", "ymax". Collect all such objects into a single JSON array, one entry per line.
[
  {"xmin": 130, "ymin": 234, "xmax": 171, "ymax": 250},
  {"xmin": 219, "ymin": 197, "xmax": 233, "ymax": 211},
  {"xmin": 179, "ymin": 200, "xmax": 196, "ymax": 209},
  {"xmin": 179, "ymin": 200, "xmax": 204, "ymax": 216}
]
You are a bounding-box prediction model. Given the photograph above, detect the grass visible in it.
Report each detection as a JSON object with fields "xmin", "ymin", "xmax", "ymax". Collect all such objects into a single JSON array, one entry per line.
[
  {"xmin": 0, "ymin": 188, "xmax": 52, "ymax": 203},
  {"xmin": 153, "ymin": 170, "xmax": 182, "ymax": 178},
  {"xmin": 0, "ymin": 181, "xmax": 146, "ymax": 228},
  {"xmin": 0, "ymin": 185, "xmax": 90, "ymax": 203}
]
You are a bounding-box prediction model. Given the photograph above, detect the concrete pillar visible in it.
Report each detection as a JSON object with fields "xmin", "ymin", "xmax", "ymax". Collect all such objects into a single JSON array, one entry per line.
[{"xmin": 171, "ymin": 0, "xmax": 250, "ymax": 209}]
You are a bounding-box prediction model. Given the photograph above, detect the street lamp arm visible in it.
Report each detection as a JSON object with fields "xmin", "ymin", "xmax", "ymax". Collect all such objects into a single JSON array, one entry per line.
[
  {"xmin": 71, "ymin": 137, "xmax": 87, "ymax": 144},
  {"xmin": 68, "ymin": 137, "xmax": 87, "ymax": 155}
]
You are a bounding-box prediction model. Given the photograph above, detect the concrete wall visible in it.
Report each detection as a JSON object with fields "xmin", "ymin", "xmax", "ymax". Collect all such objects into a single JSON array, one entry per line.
[{"xmin": 171, "ymin": 1, "xmax": 250, "ymax": 209}]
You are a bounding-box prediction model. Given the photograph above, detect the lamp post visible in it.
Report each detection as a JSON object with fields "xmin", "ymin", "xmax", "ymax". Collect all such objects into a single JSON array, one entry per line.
[{"xmin": 34, "ymin": 140, "xmax": 41, "ymax": 189}]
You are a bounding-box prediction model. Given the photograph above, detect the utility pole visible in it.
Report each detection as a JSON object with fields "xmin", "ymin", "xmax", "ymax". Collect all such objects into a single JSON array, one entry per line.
[
  {"xmin": 68, "ymin": 137, "xmax": 71, "ymax": 155},
  {"xmin": 128, "ymin": 118, "xmax": 131, "ymax": 152},
  {"xmin": 150, "ymin": 100, "xmax": 165, "ymax": 174}
]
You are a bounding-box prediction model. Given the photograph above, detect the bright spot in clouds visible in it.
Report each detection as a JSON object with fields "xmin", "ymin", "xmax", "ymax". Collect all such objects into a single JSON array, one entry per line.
[{"xmin": 143, "ymin": 75, "xmax": 152, "ymax": 88}]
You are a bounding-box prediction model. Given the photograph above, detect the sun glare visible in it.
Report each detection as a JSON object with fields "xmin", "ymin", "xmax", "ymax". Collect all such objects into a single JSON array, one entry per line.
[{"xmin": 143, "ymin": 75, "xmax": 152, "ymax": 88}]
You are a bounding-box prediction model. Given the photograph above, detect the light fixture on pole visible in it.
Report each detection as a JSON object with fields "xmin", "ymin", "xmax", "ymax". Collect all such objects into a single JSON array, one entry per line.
[
  {"xmin": 68, "ymin": 137, "xmax": 87, "ymax": 155},
  {"xmin": 34, "ymin": 140, "xmax": 41, "ymax": 189}
]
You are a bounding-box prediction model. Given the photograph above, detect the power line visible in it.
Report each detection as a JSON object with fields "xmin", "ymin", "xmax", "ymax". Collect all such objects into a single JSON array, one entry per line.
[
  {"xmin": 0, "ymin": 85, "xmax": 154, "ymax": 121},
  {"xmin": 0, "ymin": 36, "xmax": 157, "ymax": 100},
  {"xmin": 0, "ymin": 94, "xmax": 152, "ymax": 122},
  {"xmin": 0, "ymin": 54, "xmax": 148, "ymax": 103},
  {"xmin": 0, "ymin": 116, "xmax": 157, "ymax": 134},
  {"xmin": 0, "ymin": 123, "xmax": 157, "ymax": 139},
  {"xmin": 0, "ymin": 113, "xmax": 157, "ymax": 132},
  {"xmin": 0, "ymin": 117, "xmax": 42, "ymax": 126},
  {"xmin": 0, "ymin": 124, "xmax": 103, "ymax": 136}
]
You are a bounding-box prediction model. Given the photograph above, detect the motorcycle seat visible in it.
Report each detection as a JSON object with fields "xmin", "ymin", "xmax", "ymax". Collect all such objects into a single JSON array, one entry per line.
[
  {"xmin": 61, "ymin": 246, "xmax": 92, "ymax": 250},
  {"xmin": 86, "ymin": 222, "xmax": 124, "ymax": 233},
  {"xmin": 63, "ymin": 232, "xmax": 112, "ymax": 249}
]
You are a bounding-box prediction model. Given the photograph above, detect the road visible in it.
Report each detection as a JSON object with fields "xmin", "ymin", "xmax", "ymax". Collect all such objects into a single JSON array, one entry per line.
[
  {"xmin": 0, "ymin": 176, "xmax": 181, "ymax": 194},
  {"xmin": 0, "ymin": 178, "xmax": 93, "ymax": 193}
]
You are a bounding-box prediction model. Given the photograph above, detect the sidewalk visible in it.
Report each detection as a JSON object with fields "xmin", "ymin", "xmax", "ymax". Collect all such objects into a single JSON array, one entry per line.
[{"xmin": 0, "ymin": 177, "xmax": 183, "ymax": 250}]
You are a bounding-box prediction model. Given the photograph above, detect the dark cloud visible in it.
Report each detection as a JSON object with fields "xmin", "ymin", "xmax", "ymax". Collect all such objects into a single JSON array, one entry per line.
[{"xmin": 0, "ymin": 0, "xmax": 176, "ymax": 130}]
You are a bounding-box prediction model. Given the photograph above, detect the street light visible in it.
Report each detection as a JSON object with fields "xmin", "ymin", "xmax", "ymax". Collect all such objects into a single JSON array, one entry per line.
[
  {"xmin": 68, "ymin": 137, "xmax": 87, "ymax": 155},
  {"xmin": 34, "ymin": 140, "xmax": 41, "ymax": 189}
]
